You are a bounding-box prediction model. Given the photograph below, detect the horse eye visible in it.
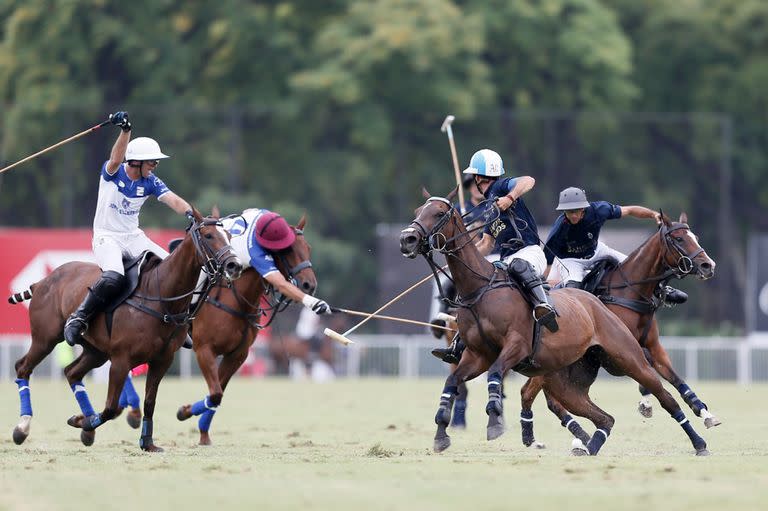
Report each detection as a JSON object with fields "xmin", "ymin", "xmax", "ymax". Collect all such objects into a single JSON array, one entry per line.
[
  {"xmin": 205, "ymin": 233, "xmax": 213, "ymax": 239},
  {"xmin": 675, "ymin": 237, "xmax": 683, "ymax": 242}
]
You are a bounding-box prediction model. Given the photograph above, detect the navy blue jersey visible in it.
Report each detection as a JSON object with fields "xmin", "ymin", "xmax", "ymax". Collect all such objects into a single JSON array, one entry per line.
[
  {"xmin": 457, "ymin": 199, "xmax": 501, "ymax": 255},
  {"xmin": 544, "ymin": 201, "xmax": 622, "ymax": 264},
  {"xmin": 483, "ymin": 178, "xmax": 540, "ymax": 259}
]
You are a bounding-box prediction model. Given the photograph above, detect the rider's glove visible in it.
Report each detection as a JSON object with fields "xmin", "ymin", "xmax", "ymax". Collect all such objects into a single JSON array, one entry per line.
[
  {"xmin": 302, "ymin": 295, "xmax": 332, "ymax": 315},
  {"xmin": 109, "ymin": 111, "xmax": 131, "ymax": 132}
]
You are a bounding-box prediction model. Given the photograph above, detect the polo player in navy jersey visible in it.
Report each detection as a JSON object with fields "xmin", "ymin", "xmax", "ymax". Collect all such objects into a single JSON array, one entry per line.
[
  {"xmin": 431, "ymin": 149, "xmax": 557, "ymax": 364},
  {"xmin": 544, "ymin": 187, "xmax": 687, "ymax": 303}
]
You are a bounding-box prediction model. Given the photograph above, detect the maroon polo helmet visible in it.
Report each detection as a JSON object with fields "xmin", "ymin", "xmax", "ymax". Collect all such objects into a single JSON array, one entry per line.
[{"xmin": 254, "ymin": 212, "xmax": 295, "ymax": 251}]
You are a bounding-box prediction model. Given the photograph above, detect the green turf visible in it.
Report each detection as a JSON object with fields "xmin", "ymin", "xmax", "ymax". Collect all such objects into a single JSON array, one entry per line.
[{"xmin": 0, "ymin": 377, "xmax": 766, "ymax": 511}]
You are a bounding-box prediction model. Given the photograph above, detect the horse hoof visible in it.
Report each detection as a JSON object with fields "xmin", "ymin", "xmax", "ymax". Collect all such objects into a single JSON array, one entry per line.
[
  {"xmin": 530, "ymin": 441, "xmax": 546, "ymax": 449},
  {"xmin": 176, "ymin": 405, "xmax": 192, "ymax": 421},
  {"xmin": 199, "ymin": 435, "xmax": 212, "ymax": 446},
  {"xmin": 66, "ymin": 415, "xmax": 84, "ymax": 429},
  {"xmin": 638, "ymin": 403, "xmax": 653, "ymax": 418},
  {"xmin": 12, "ymin": 427, "xmax": 28, "ymax": 445},
  {"xmin": 126, "ymin": 409, "xmax": 142, "ymax": 429},
  {"xmin": 141, "ymin": 443, "xmax": 165, "ymax": 453},
  {"xmin": 487, "ymin": 424, "xmax": 505, "ymax": 441},
  {"xmin": 696, "ymin": 448, "xmax": 711, "ymax": 457},
  {"xmin": 80, "ymin": 430, "xmax": 95, "ymax": 446},
  {"xmin": 433, "ymin": 436, "xmax": 451, "ymax": 453},
  {"xmin": 571, "ymin": 438, "xmax": 589, "ymax": 456},
  {"xmin": 704, "ymin": 417, "xmax": 722, "ymax": 429}
]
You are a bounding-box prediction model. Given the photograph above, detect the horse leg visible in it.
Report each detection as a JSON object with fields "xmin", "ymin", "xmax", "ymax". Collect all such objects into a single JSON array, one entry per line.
[
  {"xmin": 140, "ymin": 355, "xmax": 175, "ymax": 452},
  {"xmin": 63, "ymin": 348, "xmax": 108, "ymax": 446},
  {"xmin": 645, "ymin": 330, "xmax": 721, "ymax": 428},
  {"xmin": 603, "ymin": 339, "xmax": 709, "ymax": 456},
  {"xmin": 79, "ymin": 358, "xmax": 131, "ymax": 436},
  {"xmin": 541, "ymin": 374, "xmax": 614, "ymax": 456},
  {"xmin": 450, "ymin": 364, "xmax": 468, "ymax": 430},
  {"xmin": 637, "ymin": 347, "xmax": 654, "ymax": 417},
  {"xmin": 12, "ymin": 338, "xmax": 57, "ymax": 445},
  {"xmin": 485, "ymin": 334, "xmax": 528, "ymax": 441},
  {"xmin": 119, "ymin": 374, "xmax": 142, "ymax": 429},
  {"xmin": 434, "ymin": 350, "xmax": 487, "ymax": 453},
  {"xmin": 519, "ymin": 377, "xmax": 545, "ymax": 448},
  {"xmin": 177, "ymin": 346, "xmax": 223, "ymax": 446}
]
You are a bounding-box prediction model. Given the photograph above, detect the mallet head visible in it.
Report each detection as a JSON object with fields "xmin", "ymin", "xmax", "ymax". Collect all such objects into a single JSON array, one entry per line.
[
  {"xmin": 441, "ymin": 115, "xmax": 455, "ymax": 133},
  {"xmin": 323, "ymin": 328, "xmax": 355, "ymax": 346}
]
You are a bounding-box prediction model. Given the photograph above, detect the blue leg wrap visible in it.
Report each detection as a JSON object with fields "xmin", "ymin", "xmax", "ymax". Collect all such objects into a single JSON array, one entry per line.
[
  {"xmin": 15, "ymin": 378, "xmax": 32, "ymax": 416},
  {"xmin": 451, "ymin": 399, "xmax": 467, "ymax": 427},
  {"xmin": 198, "ymin": 409, "xmax": 217, "ymax": 432},
  {"xmin": 121, "ymin": 375, "xmax": 141, "ymax": 409},
  {"xmin": 190, "ymin": 396, "xmax": 216, "ymax": 416},
  {"xmin": 586, "ymin": 428, "xmax": 609, "ymax": 455},
  {"xmin": 520, "ymin": 409, "xmax": 534, "ymax": 445},
  {"xmin": 70, "ymin": 381, "xmax": 95, "ymax": 417}
]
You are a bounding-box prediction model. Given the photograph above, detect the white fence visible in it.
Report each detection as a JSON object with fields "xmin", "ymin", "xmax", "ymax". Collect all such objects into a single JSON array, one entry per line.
[{"xmin": 2, "ymin": 334, "xmax": 768, "ymax": 383}]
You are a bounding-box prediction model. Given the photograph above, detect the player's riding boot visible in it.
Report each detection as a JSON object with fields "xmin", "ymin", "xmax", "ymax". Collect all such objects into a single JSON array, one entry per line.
[
  {"xmin": 430, "ymin": 280, "xmax": 457, "ymax": 339},
  {"xmin": 663, "ymin": 286, "xmax": 688, "ymax": 305},
  {"xmin": 64, "ymin": 270, "xmax": 127, "ymax": 346},
  {"xmin": 509, "ymin": 259, "xmax": 559, "ymax": 333},
  {"xmin": 182, "ymin": 334, "xmax": 194, "ymax": 350},
  {"xmin": 431, "ymin": 333, "xmax": 465, "ymax": 364}
]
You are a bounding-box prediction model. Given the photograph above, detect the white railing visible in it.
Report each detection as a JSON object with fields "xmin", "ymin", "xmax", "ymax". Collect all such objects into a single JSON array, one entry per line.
[{"xmin": 2, "ymin": 334, "xmax": 767, "ymax": 382}]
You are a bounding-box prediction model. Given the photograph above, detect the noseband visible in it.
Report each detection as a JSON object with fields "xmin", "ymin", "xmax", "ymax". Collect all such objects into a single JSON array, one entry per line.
[{"xmin": 660, "ymin": 222, "xmax": 705, "ymax": 277}]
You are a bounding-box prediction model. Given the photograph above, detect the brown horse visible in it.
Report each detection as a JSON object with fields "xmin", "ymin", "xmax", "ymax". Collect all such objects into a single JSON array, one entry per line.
[
  {"xmin": 9, "ymin": 210, "xmax": 242, "ymax": 451},
  {"xmin": 519, "ymin": 212, "xmax": 718, "ymax": 448},
  {"xmin": 399, "ymin": 194, "xmax": 709, "ymax": 455},
  {"xmin": 176, "ymin": 215, "xmax": 316, "ymax": 445}
]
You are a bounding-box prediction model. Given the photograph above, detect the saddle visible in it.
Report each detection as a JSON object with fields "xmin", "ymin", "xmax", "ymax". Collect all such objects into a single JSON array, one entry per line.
[
  {"xmin": 580, "ymin": 258, "xmax": 618, "ymax": 295},
  {"xmin": 103, "ymin": 251, "xmax": 162, "ymax": 336}
]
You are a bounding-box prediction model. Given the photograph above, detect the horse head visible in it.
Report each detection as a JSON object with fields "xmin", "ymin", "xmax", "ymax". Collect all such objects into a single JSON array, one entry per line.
[
  {"xmin": 658, "ymin": 211, "xmax": 715, "ymax": 280},
  {"xmin": 188, "ymin": 208, "xmax": 243, "ymax": 282},
  {"xmin": 273, "ymin": 214, "xmax": 317, "ymax": 295},
  {"xmin": 399, "ymin": 194, "xmax": 459, "ymax": 259}
]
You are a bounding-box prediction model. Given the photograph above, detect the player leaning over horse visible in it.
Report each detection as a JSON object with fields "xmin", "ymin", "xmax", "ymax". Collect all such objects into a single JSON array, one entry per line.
[{"xmin": 430, "ymin": 148, "xmax": 557, "ymax": 365}]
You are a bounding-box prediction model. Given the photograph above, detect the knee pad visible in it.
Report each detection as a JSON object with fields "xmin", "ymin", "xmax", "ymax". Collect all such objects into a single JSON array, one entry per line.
[{"xmin": 98, "ymin": 271, "xmax": 128, "ymax": 296}]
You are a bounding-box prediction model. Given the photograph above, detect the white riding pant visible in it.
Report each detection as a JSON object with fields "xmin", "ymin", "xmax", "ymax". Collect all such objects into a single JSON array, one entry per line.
[
  {"xmin": 501, "ymin": 244, "xmax": 548, "ymax": 276},
  {"xmin": 549, "ymin": 241, "xmax": 626, "ymax": 284},
  {"xmin": 93, "ymin": 231, "xmax": 169, "ymax": 275}
]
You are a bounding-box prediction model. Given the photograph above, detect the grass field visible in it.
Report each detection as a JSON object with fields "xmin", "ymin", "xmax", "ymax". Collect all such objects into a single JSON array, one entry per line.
[{"xmin": 0, "ymin": 377, "xmax": 766, "ymax": 511}]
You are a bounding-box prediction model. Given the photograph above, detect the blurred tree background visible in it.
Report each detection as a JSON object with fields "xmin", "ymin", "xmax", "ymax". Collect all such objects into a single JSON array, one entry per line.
[{"xmin": 0, "ymin": 0, "xmax": 764, "ymax": 332}]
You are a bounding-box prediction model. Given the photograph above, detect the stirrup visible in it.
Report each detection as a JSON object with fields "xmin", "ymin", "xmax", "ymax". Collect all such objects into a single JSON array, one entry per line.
[
  {"xmin": 533, "ymin": 306, "xmax": 559, "ymax": 333},
  {"xmin": 663, "ymin": 286, "xmax": 688, "ymax": 305}
]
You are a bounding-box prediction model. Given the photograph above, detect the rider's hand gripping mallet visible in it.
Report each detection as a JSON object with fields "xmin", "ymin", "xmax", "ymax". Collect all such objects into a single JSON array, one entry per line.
[
  {"xmin": 324, "ymin": 271, "xmax": 442, "ymax": 345},
  {"xmin": 441, "ymin": 115, "xmax": 466, "ymax": 214}
]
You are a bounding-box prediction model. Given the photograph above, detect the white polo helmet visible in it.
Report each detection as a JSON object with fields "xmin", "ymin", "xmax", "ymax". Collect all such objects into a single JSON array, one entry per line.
[
  {"xmin": 125, "ymin": 137, "xmax": 170, "ymax": 161},
  {"xmin": 462, "ymin": 149, "xmax": 505, "ymax": 177}
]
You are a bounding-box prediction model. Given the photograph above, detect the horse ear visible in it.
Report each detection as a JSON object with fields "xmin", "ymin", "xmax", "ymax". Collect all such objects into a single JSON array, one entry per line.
[
  {"xmin": 421, "ymin": 187, "xmax": 431, "ymax": 199},
  {"xmin": 211, "ymin": 204, "xmax": 221, "ymax": 218},
  {"xmin": 446, "ymin": 186, "xmax": 458, "ymax": 202},
  {"xmin": 191, "ymin": 206, "xmax": 203, "ymax": 221},
  {"xmin": 297, "ymin": 213, "xmax": 307, "ymax": 230},
  {"xmin": 679, "ymin": 211, "xmax": 688, "ymax": 224}
]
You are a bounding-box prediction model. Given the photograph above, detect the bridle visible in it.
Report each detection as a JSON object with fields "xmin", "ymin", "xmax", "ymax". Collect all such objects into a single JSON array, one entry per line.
[
  {"xmin": 190, "ymin": 217, "xmax": 237, "ymax": 281},
  {"xmin": 659, "ymin": 222, "xmax": 704, "ymax": 277}
]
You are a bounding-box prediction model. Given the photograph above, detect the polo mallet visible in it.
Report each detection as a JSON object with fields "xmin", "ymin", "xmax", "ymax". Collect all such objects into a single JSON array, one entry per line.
[
  {"xmin": 324, "ymin": 269, "xmax": 445, "ymax": 346},
  {"xmin": 332, "ymin": 307, "xmax": 457, "ymax": 331},
  {"xmin": 441, "ymin": 114, "xmax": 466, "ymax": 214},
  {"xmin": 0, "ymin": 118, "xmax": 112, "ymax": 175}
]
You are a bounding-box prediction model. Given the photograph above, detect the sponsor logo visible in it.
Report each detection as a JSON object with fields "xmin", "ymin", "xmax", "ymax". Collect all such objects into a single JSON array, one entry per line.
[
  {"xmin": 118, "ymin": 181, "xmax": 125, "ymax": 188},
  {"xmin": 136, "ymin": 186, "xmax": 144, "ymax": 196},
  {"xmin": 490, "ymin": 218, "xmax": 506, "ymax": 238},
  {"xmin": 122, "ymin": 198, "xmax": 130, "ymax": 209}
]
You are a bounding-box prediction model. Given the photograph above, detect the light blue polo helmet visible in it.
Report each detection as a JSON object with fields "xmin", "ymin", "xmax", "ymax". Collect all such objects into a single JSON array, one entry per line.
[{"xmin": 462, "ymin": 149, "xmax": 505, "ymax": 178}]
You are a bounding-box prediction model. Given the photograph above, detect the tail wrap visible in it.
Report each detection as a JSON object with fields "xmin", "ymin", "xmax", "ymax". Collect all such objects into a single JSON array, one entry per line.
[{"xmin": 8, "ymin": 289, "xmax": 33, "ymax": 304}]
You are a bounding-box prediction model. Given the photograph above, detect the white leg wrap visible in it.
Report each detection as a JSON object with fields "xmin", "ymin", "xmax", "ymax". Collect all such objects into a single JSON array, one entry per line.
[
  {"xmin": 639, "ymin": 395, "xmax": 652, "ymax": 408},
  {"xmin": 700, "ymin": 408, "xmax": 715, "ymax": 420}
]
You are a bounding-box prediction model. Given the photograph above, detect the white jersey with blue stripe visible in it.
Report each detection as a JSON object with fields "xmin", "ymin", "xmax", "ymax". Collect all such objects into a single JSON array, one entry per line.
[
  {"xmin": 222, "ymin": 208, "xmax": 280, "ymax": 277},
  {"xmin": 93, "ymin": 162, "xmax": 170, "ymax": 236}
]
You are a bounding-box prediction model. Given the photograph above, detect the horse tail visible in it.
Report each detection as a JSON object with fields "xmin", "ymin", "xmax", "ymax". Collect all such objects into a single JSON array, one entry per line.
[{"xmin": 7, "ymin": 284, "xmax": 35, "ymax": 305}]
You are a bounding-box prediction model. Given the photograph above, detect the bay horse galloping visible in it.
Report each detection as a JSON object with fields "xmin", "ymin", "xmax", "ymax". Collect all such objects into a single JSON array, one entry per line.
[
  {"xmin": 9, "ymin": 210, "xmax": 242, "ymax": 451},
  {"xmin": 399, "ymin": 194, "xmax": 709, "ymax": 456},
  {"xmin": 176, "ymin": 216, "xmax": 316, "ymax": 445},
  {"xmin": 519, "ymin": 212, "xmax": 718, "ymax": 448}
]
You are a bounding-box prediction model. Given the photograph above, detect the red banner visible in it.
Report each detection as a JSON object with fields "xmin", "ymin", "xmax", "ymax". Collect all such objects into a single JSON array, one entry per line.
[{"xmin": 0, "ymin": 228, "xmax": 183, "ymax": 336}]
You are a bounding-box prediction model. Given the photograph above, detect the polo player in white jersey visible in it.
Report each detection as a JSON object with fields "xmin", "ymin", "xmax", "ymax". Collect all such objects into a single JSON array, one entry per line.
[{"xmin": 63, "ymin": 111, "xmax": 195, "ymax": 348}]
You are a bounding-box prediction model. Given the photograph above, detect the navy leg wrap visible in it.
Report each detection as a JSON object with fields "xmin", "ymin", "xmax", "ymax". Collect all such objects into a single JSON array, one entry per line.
[
  {"xmin": 562, "ymin": 414, "xmax": 591, "ymax": 444},
  {"xmin": 15, "ymin": 378, "xmax": 32, "ymax": 416},
  {"xmin": 586, "ymin": 428, "xmax": 609, "ymax": 455},
  {"xmin": 520, "ymin": 410, "xmax": 534, "ymax": 446},
  {"xmin": 139, "ymin": 418, "xmax": 154, "ymax": 449},
  {"xmin": 451, "ymin": 399, "xmax": 467, "ymax": 427},
  {"xmin": 673, "ymin": 410, "xmax": 706, "ymax": 450},
  {"xmin": 677, "ymin": 382, "xmax": 707, "ymax": 412},
  {"xmin": 70, "ymin": 381, "xmax": 95, "ymax": 417}
]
